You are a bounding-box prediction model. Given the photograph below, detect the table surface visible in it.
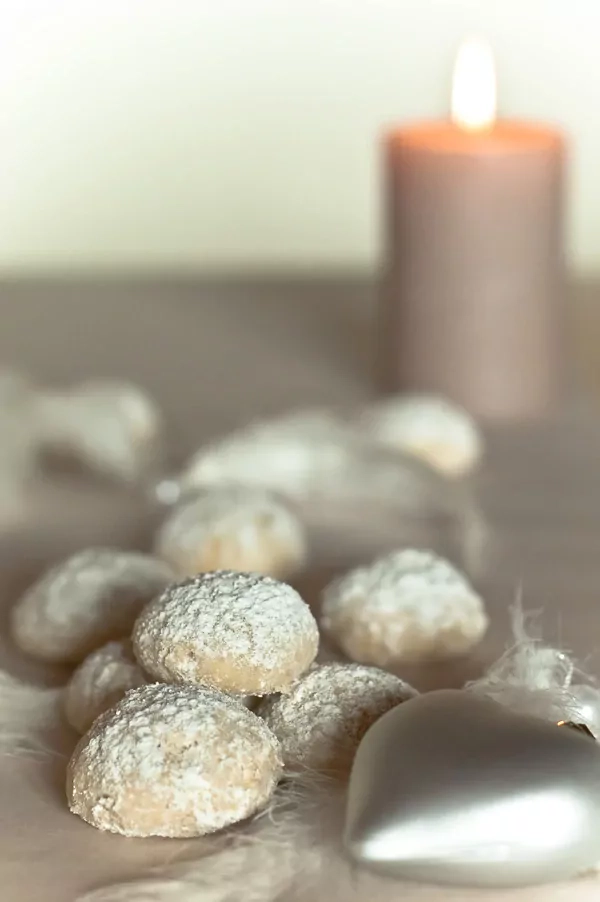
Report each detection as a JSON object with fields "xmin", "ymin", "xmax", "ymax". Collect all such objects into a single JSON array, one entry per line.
[{"xmin": 2, "ymin": 278, "xmax": 600, "ymax": 902}]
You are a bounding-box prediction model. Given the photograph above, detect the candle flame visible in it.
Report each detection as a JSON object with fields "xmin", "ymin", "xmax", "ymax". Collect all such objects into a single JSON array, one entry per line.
[{"xmin": 451, "ymin": 37, "xmax": 496, "ymax": 131}]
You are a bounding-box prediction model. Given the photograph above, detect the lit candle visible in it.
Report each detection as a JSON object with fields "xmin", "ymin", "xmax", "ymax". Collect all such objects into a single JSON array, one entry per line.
[{"xmin": 380, "ymin": 38, "xmax": 566, "ymax": 420}]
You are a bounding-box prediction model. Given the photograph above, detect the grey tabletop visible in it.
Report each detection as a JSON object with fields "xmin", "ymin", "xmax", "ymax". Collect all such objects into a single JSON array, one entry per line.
[{"xmin": 0, "ymin": 278, "xmax": 599, "ymax": 902}]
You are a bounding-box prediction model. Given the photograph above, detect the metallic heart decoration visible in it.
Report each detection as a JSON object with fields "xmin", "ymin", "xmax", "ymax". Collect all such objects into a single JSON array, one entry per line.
[{"xmin": 345, "ymin": 689, "xmax": 600, "ymax": 888}]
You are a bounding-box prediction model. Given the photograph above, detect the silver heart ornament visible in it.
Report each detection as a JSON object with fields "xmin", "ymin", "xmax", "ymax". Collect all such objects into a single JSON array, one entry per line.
[{"xmin": 345, "ymin": 689, "xmax": 600, "ymax": 887}]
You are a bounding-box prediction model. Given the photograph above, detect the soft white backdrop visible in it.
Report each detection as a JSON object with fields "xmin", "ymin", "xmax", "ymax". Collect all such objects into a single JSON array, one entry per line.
[{"xmin": 1, "ymin": 1, "xmax": 598, "ymax": 274}]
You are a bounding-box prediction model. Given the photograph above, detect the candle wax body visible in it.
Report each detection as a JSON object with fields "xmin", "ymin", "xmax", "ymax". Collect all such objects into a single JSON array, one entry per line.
[{"xmin": 381, "ymin": 121, "xmax": 565, "ymax": 420}]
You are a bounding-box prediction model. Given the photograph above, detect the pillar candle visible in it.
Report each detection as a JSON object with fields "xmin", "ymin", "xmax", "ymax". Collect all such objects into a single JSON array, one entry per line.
[{"xmin": 380, "ymin": 39, "xmax": 566, "ymax": 420}]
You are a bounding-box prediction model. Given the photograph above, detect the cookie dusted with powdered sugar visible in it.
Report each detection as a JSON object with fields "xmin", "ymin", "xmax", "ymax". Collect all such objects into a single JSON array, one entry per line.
[
  {"xmin": 11, "ymin": 548, "xmax": 174, "ymax": 663},
  {"xmin": 321, "ymin": 549, "xmax": 487, "ymax": 667},
  {"xmin": 155, "ymin": 487, "xmax": 307, "ymax": 580},
  {"xmin": 67, "ymin": 684, "xmax": 282, "ymax": 837},
  {"xmin": 258, "ymin": 663, "xmax": 416, "ymax": 775},
  {"xmin": 133, "ymin": 571, "xmax": 319, "ymax": 695},
  {"xmin": 36, "ymin": 379, "xmax": 164, "ymax": 483},
  {"xmin": 178, "ymin": 410, "xmax": 354, "ymax": 499},
  {"xmin": 358, "ymin": 394, "xmax": 482, "ymax": 477},
  {"xmin": 64, "ymin": 640, "xmax": 148, "ymax": 734}
]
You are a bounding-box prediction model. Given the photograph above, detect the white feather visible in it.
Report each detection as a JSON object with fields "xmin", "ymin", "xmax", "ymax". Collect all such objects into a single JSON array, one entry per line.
[
  {"xmin": 466, "ymin": 603, "xmax": 600, "ymax": 729},
  {"xmin": 76, "ymin": 776, "xmax": 342, "ymax": 902}
]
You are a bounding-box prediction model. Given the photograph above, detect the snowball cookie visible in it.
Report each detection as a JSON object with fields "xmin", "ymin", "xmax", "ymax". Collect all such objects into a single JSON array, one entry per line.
[
  {"xmin": 133, "ymin": 570, "xmax": 319, "ymax": 695},
  {"xmin": 67, "ymin": 684, "xmax": 282, "ymax": 837},
  {"xmin": 259, "ymin": 663, "xmax": 417, "ymax": 775},
  {"xmin": 358, "ymin": 394, "xmax": 482, "ymax": 477},
  {"xmin": 179, "ymin": 410, "xmax": 354, "ymax": 499},
  {"xmin": 155, "ymin": 487, "xmax": 307, "ymax": 581},
  {"xmin": 321, "ymin": 549, "xmax": 488, "ymax": 667},
  {"xmin": 36, "ymin": 379, "xmax": 164, "ymax": 483},
  {"xmin": 11, "ymin": 548, "xmax": 174, "ymax": 663},
  {"xmin": 64, "ymin": 640, "xmax": 147, "ymax": 734}
]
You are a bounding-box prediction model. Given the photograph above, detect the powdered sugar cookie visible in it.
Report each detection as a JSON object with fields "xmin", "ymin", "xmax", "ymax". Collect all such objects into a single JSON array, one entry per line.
[
  {"xmin": 179, "ymin": 410, "xmax": 354, "ymax": 499},
  {"xmin": 155, "ymin": 487, "xmax": 307, "ymax": 580},
  {"xmin": 67, "ymin": 684, "xmax": 282, "ymax": 837},
  {"xmin": 358, "ymin": 394, "xmax": 482, "ymax": 477},
  {"xmin": 64, "ymin": 640, "xmax": 147, "ymax": 734},
  {"xmin": 11, "ymin": 548, "xmax": 174, "ymax": 663},
  {"xmin": 259, "ymin": 663, "xmax": 416, "ymax": 775},
  {"xmin": 321, "ymin": 549, "xmax": 487, "ymax": 667},
  {"xmin": 133, "ymin": 571, "xmax": 319, "ymax": 695},
  {"xmin": 37, "ymin": 379, "xmax": 164, "ymax": 483}
]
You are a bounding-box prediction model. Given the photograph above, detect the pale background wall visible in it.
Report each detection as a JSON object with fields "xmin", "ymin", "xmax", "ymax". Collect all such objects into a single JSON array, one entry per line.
[{"xmin": 0, "ymin": 1, "xmax": 598, "ymax": 275}]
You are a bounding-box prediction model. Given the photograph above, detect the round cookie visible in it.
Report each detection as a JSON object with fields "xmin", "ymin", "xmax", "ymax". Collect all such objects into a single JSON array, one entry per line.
[
  {"xmin": 67, "ymin": 684, "xmax": 282, "ymax": 837},
  {"xmin": 133, "ymin": 570, "xmax": 319, "ymax": 695},
  {"xmin": 37, "ymin": 379, "xmax": 164, "ymax": 483},
  {"xmin": 358, "ymin": 394, "xmax": 482, "ymax": 477},
  {"xmin": 321, "ymin": 549, "xmax": 488, "ymax": 667},
  {"xmin": 179, "ymin": 410, "xmax": 353, "ymax": 499},
  {"xmin": 155, "ymin": 487, "xmax": 307, "ymax": 580},
  {"xmin": 64, "ymin": 640, "xmax": 147, "ymax": 734},
  {"xmin": 11, "ymin": 548, "xmax": 174, "ymax": 663},
  {"xmin": 259, "ymin": 663, "xmax": 417, "ymax": 775}
]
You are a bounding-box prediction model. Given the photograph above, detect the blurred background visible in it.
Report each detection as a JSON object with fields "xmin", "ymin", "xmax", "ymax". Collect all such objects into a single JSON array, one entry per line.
[{"xmin": 1, "ymin": 0, "xmax": 598, "ymax": 277}]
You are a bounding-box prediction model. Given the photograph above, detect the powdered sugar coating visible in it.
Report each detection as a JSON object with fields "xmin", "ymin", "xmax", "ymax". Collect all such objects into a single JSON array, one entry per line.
[
  {"xmin": 11, "ymin": 548, "xmax": 174, "ymax": 663},
  {"xmin": 179, "ymin": 410, "xmax": 355, "ymax": 498},
  {"xmin": 133, "ymin": 571, "xmax": 319, "ymax": 695},
  {"xmin": 321, "ymin": 550, "xmax": 488, "ymax": 667},
  {"xmin": 259, "ymin": 663, "xmax": 417, "ymax": 775},
  {"xmin": 64, "ymin": 640, "xmax": 147, "ymax": 734},
  {"xmin": 36, "ymin": 379, "xmax": 164, "ymax": 483},
  {"xmin": 67, "ymin": 684, "xmax": 282, "ymax": 837},
  {"xmin": 358, "ymin": 394, "xmax": 482, "ymax": 477},
  {"xmin": 155, "ymin": 487, "xmax": 307, "ymax": 580}
]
